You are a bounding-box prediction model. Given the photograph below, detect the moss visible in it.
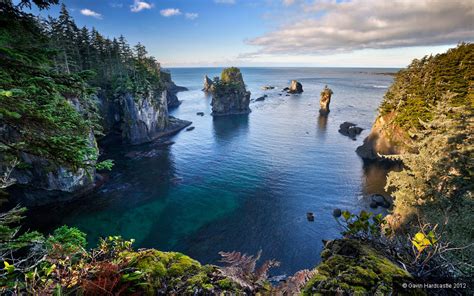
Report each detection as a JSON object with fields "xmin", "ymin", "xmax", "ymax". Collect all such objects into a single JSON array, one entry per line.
[
  {"xmin": 302, "ymin": 239, "xmax": 418, "ymax": 295},
  {"xmin": 217, "ymin": 278, "xmax": 233, "ymax": 289}
]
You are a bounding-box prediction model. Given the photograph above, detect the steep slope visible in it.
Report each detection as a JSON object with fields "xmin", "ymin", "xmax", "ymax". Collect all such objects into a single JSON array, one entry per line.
[{"xmin": 357, "ymin": 43, "xmax": 473, "ymax": 160}]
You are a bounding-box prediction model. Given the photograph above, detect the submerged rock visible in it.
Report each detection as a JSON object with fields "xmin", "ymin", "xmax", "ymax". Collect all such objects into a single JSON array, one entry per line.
[
  {"xmin": 202, "ymin": 75, "xmax": 214, "ymax": 92},
  {"xmin": 319, "ymin": 85, "xmax": 333, "ymax": 115},
  {"xmin": 339, "ymin": 122, "xmax": 364, "ymax": 140},
  {"xmin": 186, "ymin": 126, "xmax": 195, "ymax": 131},
  {"xmin": 287, "ymin": 80, "xmax": 303, "ymax": 94},
  {"xmin": 211, "ymin": 67, "xmax": 251, "ymax": 116},
  {"xmin": 303, "ymin": 239, "xmax": 414, "ymax": 295},
  {"xmin": 371, "ymin": 194, "xmax": 391, "ymax": 208}
]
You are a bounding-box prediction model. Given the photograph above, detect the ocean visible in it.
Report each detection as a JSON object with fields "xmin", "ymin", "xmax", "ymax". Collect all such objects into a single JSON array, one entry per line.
[{"xmin": 27, "ymin": 67, "xmax": 397, "ymax": 275}]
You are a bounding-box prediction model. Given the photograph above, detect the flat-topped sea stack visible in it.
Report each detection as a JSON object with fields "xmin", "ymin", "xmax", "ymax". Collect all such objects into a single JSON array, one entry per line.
[
  {"xmin": 210, "ymin": 67, "xmax": 251, "ymax": 116},
  {"xmin": 319, "ymin": 85, "xmax": 333, "ymax": 115},
  {"xmin": 288, "ymin": 80, "xmax": 303, "ymax": 93}
]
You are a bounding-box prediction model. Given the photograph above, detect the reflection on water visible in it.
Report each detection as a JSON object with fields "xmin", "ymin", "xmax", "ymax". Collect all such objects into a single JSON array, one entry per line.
[
  {"xmin": 212, "ymin": 114, "xmax": 249, "ymax": 142},
  {"xmin": 361, "ymin": 161, "xmax": 402, "ymax": 197},
  {"xmin": 317, "ymin": 114, "xmax": 329, "ymax": 137}
]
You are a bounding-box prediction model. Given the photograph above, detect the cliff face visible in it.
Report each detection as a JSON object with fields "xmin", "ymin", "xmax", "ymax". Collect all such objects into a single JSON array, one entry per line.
[
  {"xmin": 356, "ymin": 112, "xmax": 415, "ymax": 160},
  {"xmin": 211, "ymin": 67, "xmax": 251, "ymax": 116},
  {"xmin": 119, "ymin": 91, "xmax": 169, "ymax": 144}
]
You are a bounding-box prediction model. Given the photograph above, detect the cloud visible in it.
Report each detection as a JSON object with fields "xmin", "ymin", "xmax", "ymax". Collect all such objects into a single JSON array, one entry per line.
[
  {"xmin": 248, "ymin": 0, "xmax": 474, "ymax": 55},
  {"xmin": 214, "ymin": 0, "xmax": 235, "ymax": 4},
  {"xmin": 130, "ymin": 0, "xmax": 153, "ymax": 12},
  {"xmin": 185, "ymin": 12, "xmax": 199, "ymax": 20},
  {"xmin": 160, "ymin": 8, "xmax": 182, "ymax": 17},
  {"xmin": 80, "ymin": 8, "xmax": 102, "ymax": 19}
]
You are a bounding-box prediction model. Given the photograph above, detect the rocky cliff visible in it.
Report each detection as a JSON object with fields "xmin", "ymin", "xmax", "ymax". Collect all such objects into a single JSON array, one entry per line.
[
  {"xmin": 356, "ymin": 111, "xmax": 415, "ymax": 160},
  {"xmin": 160, "ymin": 71, "xmax": 188, "ymax": 108},
  {"xmin": 210, "ymin": 67, "xmax": 251, "ymax": 116},
  {"xmin": 357, "ymin": 44, "xmax": 472, "ymax": 161}
]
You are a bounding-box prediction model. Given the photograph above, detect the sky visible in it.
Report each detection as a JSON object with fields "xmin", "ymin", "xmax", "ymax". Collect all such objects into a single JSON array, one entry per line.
[{"xmin": 25, "ymin": 0, "xmax": 474, "ymax": 68}]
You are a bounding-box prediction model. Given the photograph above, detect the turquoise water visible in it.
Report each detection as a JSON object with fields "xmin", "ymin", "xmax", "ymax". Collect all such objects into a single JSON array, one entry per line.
[{"xmin": 28, "ymin": 67, "xmax": 396, "ymax": 275}]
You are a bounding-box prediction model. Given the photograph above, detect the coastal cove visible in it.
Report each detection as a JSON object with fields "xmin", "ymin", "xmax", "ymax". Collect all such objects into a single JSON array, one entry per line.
[{"xmin": 25, "ymin": 67, "xmax": 398, "ymax": 276}]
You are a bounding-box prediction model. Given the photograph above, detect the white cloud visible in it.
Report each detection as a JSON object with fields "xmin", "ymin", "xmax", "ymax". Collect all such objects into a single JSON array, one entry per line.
[
  {"xmin": 80, "ymin": 8, "xmax": 102, "ymax": 19},
  {"xmin": 185, "ymin": 12, "xmax": 199, "ymax": 20},
  {"xmin": 214, "ymin": 0, "xmax": 235, "ymax": 4},
  {"xmin": 160, "ymin": 8, "xmax": 181, "ymax": 17},
  {"xmin": 248, "ymin": 0, "xmax": 474, "ymax": 55},
  {"xmin": 130, "ymin": 0, "xmax": 153, "ymax": 13}
]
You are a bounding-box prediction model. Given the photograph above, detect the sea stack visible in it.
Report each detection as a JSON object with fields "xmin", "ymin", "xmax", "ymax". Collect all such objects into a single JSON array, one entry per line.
[
  {"xmin": 210, "ymin": 67, "xmax": 251, "ymax": 116},
  {"xmin": 288, "ymin": 80, "xmax": 303, "ymax": 94},
  {"xmin": 319, "ymin": 85, "xmax": 333, "ymax": 115},
  {"xmin": 202, "ymin": 75, "xmax": 214, "ymax": 92}
]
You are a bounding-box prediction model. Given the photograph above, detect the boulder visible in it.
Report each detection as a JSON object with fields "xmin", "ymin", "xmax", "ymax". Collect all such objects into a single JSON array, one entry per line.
[
  {"xmin": 262, "ymin": 85, "xmax": 275, "ymax": 90},
  {"xmin": 338, "ymin": 122, "xmax": 364, "ymax": 140},
  {"xmin": 255, "ymin": 95, "xmax": 267, "ymax": 102},
  {"xmin": 307, "ymin": 212, "xmax": 315, "ymax": 222},
  {"xmin": 319, "ymin": 85, "xmax": 333, "ymax": 115},
  {"xmin": 211, "ymin": 67, "xmax": 251, "ymax": 116},
  {"xmin": 202, "ymin": 75, "xmax": 214, "ymax": 92},
  {"xmin": 186, "ymin": 126, "xmax": 195, "ymax": 131},
  {"xmin": 196, "ymin": 112, "xmax": 204, "ymax": 116},
  {"xmin": 288, "ymin": 80, "xmax": 303, "ymax": 94}
]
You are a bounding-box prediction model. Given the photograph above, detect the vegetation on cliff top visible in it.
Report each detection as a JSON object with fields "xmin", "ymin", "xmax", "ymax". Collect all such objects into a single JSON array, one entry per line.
[{"xmin": 379, "ymin": 43, "xmax": 473, "ymax": 130}]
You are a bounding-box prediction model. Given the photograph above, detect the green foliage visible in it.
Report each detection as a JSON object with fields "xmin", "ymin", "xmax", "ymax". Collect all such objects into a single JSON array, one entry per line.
[
  {"xmin": 379, "ymin": 43, "xmax": 473, "ymax": 130},
  {"xmin": 335, "ymin": 210, "xmax": 390, "ymax": 239},
  {"xmin": 213, "ymin": 67, "xmax": 247, "ymax": 97},
  {"xmin": 385, "ymin": 101, "xmax": 473, "ymax": 274},
  {"xmin": 0, "ymin": 206, "xmax": 44, "ymax": 252},
  {"xmin": 45, "ymin": 226, "xmax": 86, "ymax": 257},
  {"xmin": 95, "ymin": 159, "xmax": 114, "ymax": 171}
]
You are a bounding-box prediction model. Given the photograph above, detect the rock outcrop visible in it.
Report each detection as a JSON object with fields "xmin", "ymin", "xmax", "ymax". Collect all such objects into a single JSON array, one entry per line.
[
  {"xmin": 287, "ymin": 80, "xmax": 303, "ymax": 94},
  {"xmin": 119, "ymin": 91, "xmax": 191, "ymax": 145},
  {"xmin": 338, "ymin": 122, "xmax": 363, "ymax": 140},
  {"xmin": 319, "ymin": 85, "xmax": 333, "ymax": 115},
  {"xmin": 160, "ymin": 71, "xmax": 188, "ymax": 108},
  {"xmin": 202, "ymin": 75, "xmax": 214, "ymax": 93},
  {"xmin": 356, "ymin": 112, "xmax": 414, "ymax": 160},
  {"xmin": 302, "ymin": 239, "xmax": 414, "ymax": 295},
  {"xmin": 210, "ymin": 67, "xmax": 251, "ymax": 116}
]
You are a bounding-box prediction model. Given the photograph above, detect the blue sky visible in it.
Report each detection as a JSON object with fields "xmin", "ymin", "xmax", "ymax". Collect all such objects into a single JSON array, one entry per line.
[{"xmin": 25, "ymin": 0, "xmax": 473, "ymax": 68}]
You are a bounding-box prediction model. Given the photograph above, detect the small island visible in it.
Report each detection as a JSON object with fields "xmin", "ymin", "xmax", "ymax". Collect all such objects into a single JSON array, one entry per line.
[{"xmin": 209, "ymin": 67, "xmax": 251, "ymax": 116}]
